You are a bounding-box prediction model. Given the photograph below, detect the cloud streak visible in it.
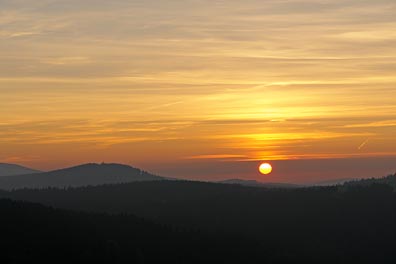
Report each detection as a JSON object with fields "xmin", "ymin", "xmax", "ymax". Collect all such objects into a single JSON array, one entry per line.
[{"xmin": 358, "ymin": 138, "xmax": 370, "ymax": 150}]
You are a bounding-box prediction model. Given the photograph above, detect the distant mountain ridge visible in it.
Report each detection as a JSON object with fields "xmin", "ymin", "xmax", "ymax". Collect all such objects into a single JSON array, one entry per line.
[
  {"xmin": 0, "ymin": 163, "xmax": 41, "ymax": 177},
  {"xmin": 218, "ymin": 179, "xmax": 300, "ymax": 188},
  {"xmin": 0, "ymin": 163, "xmax": 164, "ymax": 190},
  {"xmin": 218, "ymin": 177, "xmax": 386, "ymax": 188}
]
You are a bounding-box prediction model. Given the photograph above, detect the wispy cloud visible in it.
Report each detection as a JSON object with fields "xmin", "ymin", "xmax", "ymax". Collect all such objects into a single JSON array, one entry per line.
[{"xmin": 183, "ymin": 154, "xmax": 247, "ymax": 160}]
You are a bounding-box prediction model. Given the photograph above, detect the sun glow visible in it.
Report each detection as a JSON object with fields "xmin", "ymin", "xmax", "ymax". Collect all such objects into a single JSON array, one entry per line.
[{"xmin": 259, "ymin": 163, "xmax": 273, "ymax": 175}]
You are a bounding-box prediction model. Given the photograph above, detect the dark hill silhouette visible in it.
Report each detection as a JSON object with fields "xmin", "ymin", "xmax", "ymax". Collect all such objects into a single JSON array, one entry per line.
[
  {"xmin": 0, "ymin": 163, "xmax": 41, "ymax": 177},
  {"xmin": 0, "ymin": 163, "xmax": 164, "ymax": 190},
  {"xmin": 1, "ymin": 180, "xmax": 395, "ymax": 263},
  {"xmin": 0, "ymin": 198, "xmax": 258, "ymax": 263}
]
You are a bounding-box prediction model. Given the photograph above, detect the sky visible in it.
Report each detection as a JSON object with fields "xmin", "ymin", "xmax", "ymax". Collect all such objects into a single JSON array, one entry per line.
[{"xmin": 1, "ymin": 0, "xmax": 395, "ymax": 183}]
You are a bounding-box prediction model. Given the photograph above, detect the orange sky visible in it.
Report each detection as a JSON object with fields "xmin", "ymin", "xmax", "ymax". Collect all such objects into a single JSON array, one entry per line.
[{"xmin": 1, "ymin": 0, "xmax": 395, "ymax": 182}]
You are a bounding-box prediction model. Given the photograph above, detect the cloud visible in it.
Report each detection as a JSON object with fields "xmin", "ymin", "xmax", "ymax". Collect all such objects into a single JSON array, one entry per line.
[{"xmin": 183, "ymin": 154, "xmax": 247, "ymax": 160}]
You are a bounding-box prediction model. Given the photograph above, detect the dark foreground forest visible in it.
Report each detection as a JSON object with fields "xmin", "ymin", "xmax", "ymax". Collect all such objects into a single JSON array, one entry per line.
[
  {"xmin": 0, "ymin": 198, "xmax": 257, "ymax": 264},
  {"xmin": 1, "ymin": 179, "xmax": 396, "ymax": 263}
]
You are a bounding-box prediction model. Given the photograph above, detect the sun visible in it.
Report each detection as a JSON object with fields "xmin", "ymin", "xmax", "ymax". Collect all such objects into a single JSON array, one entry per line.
[{"xmin": 259, "ymin": 162, "xmax": 273, "ymax": 175}]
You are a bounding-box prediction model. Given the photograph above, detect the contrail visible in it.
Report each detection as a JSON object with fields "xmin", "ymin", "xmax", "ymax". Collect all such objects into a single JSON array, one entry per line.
[{"xmin": 358, "ymin": 138, "xmax": 370, "ymax": 150}]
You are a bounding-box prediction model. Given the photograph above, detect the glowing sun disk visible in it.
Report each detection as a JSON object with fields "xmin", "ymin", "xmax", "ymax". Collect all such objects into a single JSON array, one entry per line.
[{"xmin": 259, "ymin": 163, "xmax": 273, "ymax": 175}]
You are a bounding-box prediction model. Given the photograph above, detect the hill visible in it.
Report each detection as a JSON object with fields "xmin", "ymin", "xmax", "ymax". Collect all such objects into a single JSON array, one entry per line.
[
  {"xmin": 0, "ymin": 163, "xmax": 41, "ymax": 177},
  {"xmin": 0, "ymin": 163, "xmax": 164, "ymax": 190}
]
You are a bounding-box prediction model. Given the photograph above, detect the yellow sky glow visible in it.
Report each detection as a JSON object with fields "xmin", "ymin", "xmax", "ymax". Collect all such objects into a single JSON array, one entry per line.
[{"xmin": 0, "ymin": 0, "xmax": 395, "ymax": 177}]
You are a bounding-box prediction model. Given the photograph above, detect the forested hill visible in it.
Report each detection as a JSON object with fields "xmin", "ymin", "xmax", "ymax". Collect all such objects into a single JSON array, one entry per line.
[
  {"xmin": 342, "ymin": 173, "xmax": 396, "ymax": 190},
  {"xmin": 0, "ymin": 163, "xmax": 164, "ymax": 190},
  {"xmin": 0, "ymin": 163, "xmax": 41, "ymax": 177}
]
